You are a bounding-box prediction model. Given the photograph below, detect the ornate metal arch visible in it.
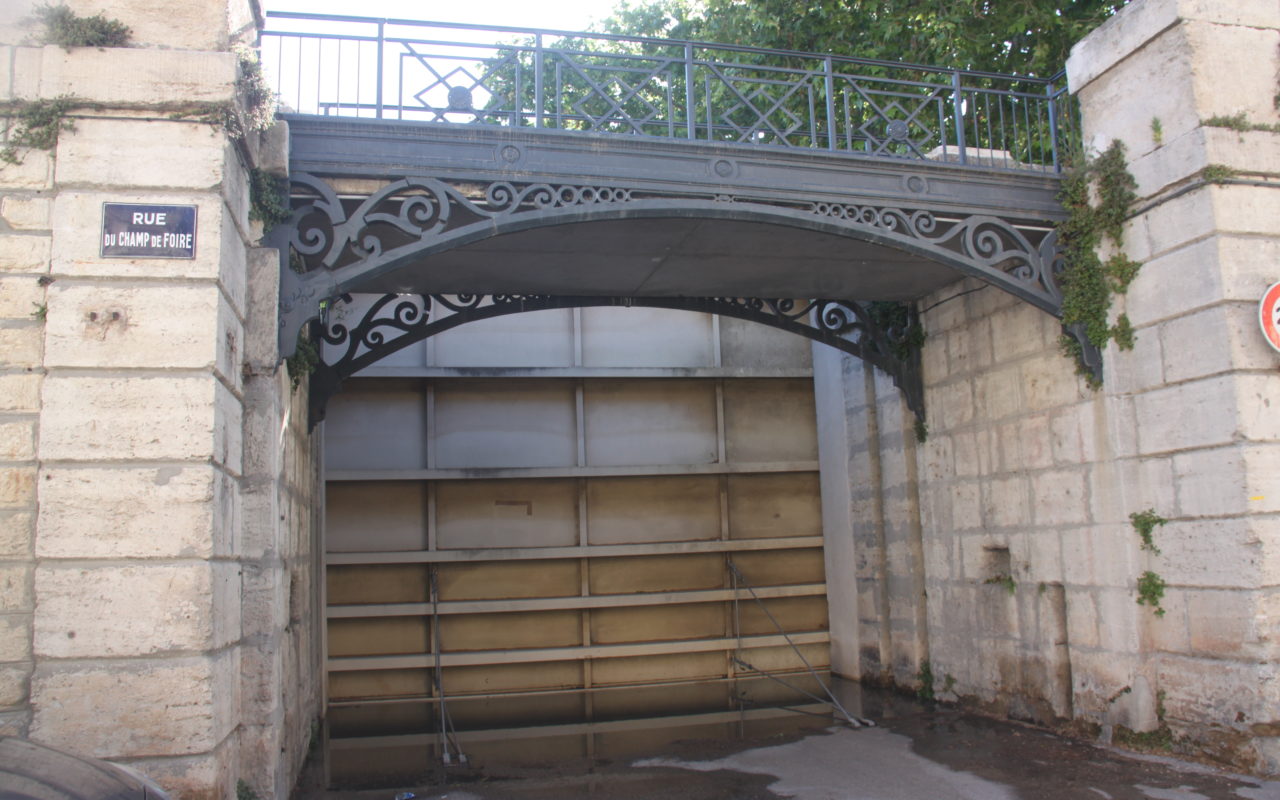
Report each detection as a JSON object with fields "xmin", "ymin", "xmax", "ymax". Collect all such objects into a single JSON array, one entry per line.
[
  {"xmin": 274, "ymin": 171, "xmax": 1074, "ymax": 342},
  {"xmin": 271, "ymin": 169, "xmax": 1100, "ymax": 426},
  {"xmin": 305, "ymin": 293, "xmax": 922, "ymax": 427}
]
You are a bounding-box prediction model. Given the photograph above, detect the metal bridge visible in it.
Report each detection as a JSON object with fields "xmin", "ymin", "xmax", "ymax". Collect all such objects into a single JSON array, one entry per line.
[{"xmin": 260, "ymin": 12, "xmax": 1089, "ymax": 423}]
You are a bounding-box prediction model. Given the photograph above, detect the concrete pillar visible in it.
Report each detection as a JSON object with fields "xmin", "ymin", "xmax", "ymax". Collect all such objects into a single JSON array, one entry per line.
[
  {"xmin": 1068, "ymin": 0, "xmax": 1279, "ymax": 772},
  {"xmin": 0, "ymin": 0, "xmax": 321, "ymax": 797}
]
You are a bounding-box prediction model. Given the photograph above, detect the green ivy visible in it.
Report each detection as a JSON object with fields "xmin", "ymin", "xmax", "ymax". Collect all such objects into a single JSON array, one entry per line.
[
  {"xmin": 984, "ymin": 574, "xmax": 1016, "ymax": 596},
  {"xmin": 1, "ymin": 96, "xmax": 77, "ymax": 165},
  {"xmin": 1136, "ymin": 570, "xmax": 1167, "ymax": 617},
  {"xmin": 913, "ymin": 418, "xmax": 928, "ymax": 444},
  {"xmin": 866, "ymin": 300, "xmax": 925, "ymax": 361},
  {"xmin": 1130, "ymin": 508, "xmax": 1168, "ymax": 554},
  {"xmin": 1105, "ymin": 253, "xmax": 1142, "ymax": 293},
  {"xmin": 249, "ymin": 168, "xmax": 291, "ymax": 230},
  {"xmin": 1091, "ymin": 142, "xmax": 1137, "ymax": 243},
  {"xmin": 234, "ymin": 46, "xmax": 277, "ymax": 136},
  {"xmin": 1114, "ymin": 723, "xmax": 1175, "ymax": 752},
  {"xmin": 1111, "ymin": 313, "xmax": 1135, "ymax": 350},
  {"xmin": 184, "ymin": 48, "xmax": 277, "ymax": 144},
  {"xmin": 36, "ymin": 4, "xmax": 131, "ymax": 48},
  {"xmin": 286, "ymin": 334, "xmax": 319, "ymax": 392},
  {"xmin": 1203, "ymin": 112, "xmax": 1280, "ymax": 135},
  {"xmin": 915, "ymin": 660, "xmax": 935, "ymax": 702},
  {"xmin": 1200, "ymin": 164, "xmax": 1239, "ymax": 184},
  {"xmin": 1055, "ymin": 140, "xmax": 1142, "ymax": 380}
]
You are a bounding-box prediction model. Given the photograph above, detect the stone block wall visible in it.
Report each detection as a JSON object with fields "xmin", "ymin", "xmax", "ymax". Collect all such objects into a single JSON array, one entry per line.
[
  {"xmin": 0, "ymin": 1, "xmax": 322, "ymax": 797},
  {"xmin": 1068, "ymin": 0, "xmax": 1280, "ymax": 771},
  {"xmin": 820, "ymin": 0, "xmax": 1279, "ymax": 774}
]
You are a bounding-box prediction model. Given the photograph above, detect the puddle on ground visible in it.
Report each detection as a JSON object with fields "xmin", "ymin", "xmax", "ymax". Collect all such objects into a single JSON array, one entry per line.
[{"xmin": 303, "ymin": 678, "xmax": 1280, "ymax": 800}]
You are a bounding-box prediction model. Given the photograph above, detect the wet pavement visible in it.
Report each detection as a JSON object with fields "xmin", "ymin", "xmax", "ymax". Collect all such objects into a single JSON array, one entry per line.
[{"xmin": 299, "ymin": 683, "xmax": 1280, "ymax": 800}]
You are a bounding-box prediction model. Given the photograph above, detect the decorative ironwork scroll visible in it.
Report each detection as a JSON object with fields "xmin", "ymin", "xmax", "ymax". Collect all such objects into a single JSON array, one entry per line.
[{"xmin": 305, "ymin": 294, "xmax": 924, "ymax": 427}]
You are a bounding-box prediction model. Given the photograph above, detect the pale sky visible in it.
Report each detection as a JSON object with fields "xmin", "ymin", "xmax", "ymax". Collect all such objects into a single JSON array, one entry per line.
[{"xmin": 262, "ymin": 0, "xmax": 620, "ymax": 33}]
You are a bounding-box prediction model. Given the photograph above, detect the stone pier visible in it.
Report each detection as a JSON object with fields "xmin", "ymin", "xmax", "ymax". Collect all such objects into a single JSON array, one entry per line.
[
  {"xmin": 0, "ymin": 1, "xmax": 321, "ymax": 797},
  {"xmin": 819, "ymin": 0, "xmax": 1279, "ymax": 772}
]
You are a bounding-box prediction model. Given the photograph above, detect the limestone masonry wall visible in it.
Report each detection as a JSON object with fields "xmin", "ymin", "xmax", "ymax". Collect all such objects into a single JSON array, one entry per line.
[
  {"xmin": 0, "ymin": 1, "xmax": 321, "ymax": 797},
  {"xmin": 822, "ymin": 0, "xmax": 1279, "ymax": 774}
]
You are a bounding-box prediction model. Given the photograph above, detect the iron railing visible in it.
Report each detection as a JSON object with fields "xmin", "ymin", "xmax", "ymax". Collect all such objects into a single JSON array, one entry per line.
[{"xmin": 261, "ymin": 12, "xmax": 1077, "ymax": 172}]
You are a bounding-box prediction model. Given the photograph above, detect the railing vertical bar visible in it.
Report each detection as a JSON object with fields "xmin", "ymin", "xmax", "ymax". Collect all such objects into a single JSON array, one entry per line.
[
  {"xmin": 997, "ymin": 92, "xmax": 1007, "ymax": 165},
  {"xmin": 951, "ymin": 70, "xmax": 967, "ymax": 165},
  {"xmin": 375, "ymin": 19, "xmax": 385, "ymax": 118},
  {"xmin": 334, "ymin": 38, "xmax": 342, "ymax": 115},
  {"xmin": 823, "ymin": 57, "xmax": 836, "ymax": 151},
  {"xmin": 534, "ymin": 33, "xmax": 544, "ymax": 128},
  {"xmin": 684, "ymin": 44, "xmax": 696, "ymax": 140},
  {"xmin": 667, "ymin": 70, "xmax": 676, "ymax": 138},
  {"xmin": 273, "ymin": 35, "xmax": 284, "ymax": 109},
  {"xmin": 295, "ymin": 35, "xmax": 304, "ymax": 114},
  {"xmin": 554, "ymin": 60, "xmax": 563, "ymax": 128},
  {"xmin": 935, "ymin": 94, "xmax": 947, "ymax": 160},
  {"xmin": 807, "ymin": 85, "xmax": 817, "ymax": 148},
  {"xmin": 983, "ymin": 93, "xmax": 993, "ymax": 165},
  {"xmin": 397, "ymin": 53, "xmax": 404, "ymax": 120},
  {"xmin": 704, "ymin": 73, "xmax": 713, "ymax": 140},
  {"xmin": 512, "ymin": 46, "xmax": 523, "ymax": 127},
  {"xmin": 1047, "ymin": 84, "xmax": 1061, "ymax": 172},
  {"xmin": 1024, "ymin": 90, "xmax": 1034, "ymax": 165}
]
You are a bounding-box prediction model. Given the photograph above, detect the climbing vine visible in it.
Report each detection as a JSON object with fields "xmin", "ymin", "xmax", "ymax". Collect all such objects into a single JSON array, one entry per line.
[
  {"xmin": 1200, "ymin": 164, "xmax": 1240, "ymax": 184},
  {"xmin": 249, "ymin": 168, "xmax": 291, "ymax": 230},
  {"xmin": 1055, "ymin": 140, "xmax": 1141, "ymax": 384},
  {"xmin": 1, "ymin": 96, "xmax": 77, "ymax": 165},
  {"xmin": 286, "ymin": 334, "xmax": 318, "ymax": 392},
  {"xmin": 1203, "ymin": 112, "xmax": 1280, "ymax": 136},
  {"xmin": 174, "ymin": 46, "xmax": 277, "ymax": 144},
  {"xmin": 1130, "ymin": 508, "xmax": 1169, "ymax": 617},
  {"xmin": 866, "ymin": 300, "xmax": 926, "ymax": 361},
  {"xmin": 913, "ymin": 418, "xmax": 928, "ymax": 444},
  {"xmin": 232, "ymin": 45, "xmax": 278, "ymax": 137},
  {"xmin": 1130, "ymin": 508, "xmax": 1167, "ymax": 554}
]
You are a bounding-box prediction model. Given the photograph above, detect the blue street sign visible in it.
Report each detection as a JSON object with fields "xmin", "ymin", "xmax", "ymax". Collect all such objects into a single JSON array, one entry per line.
[{"xmin": 101, "ymin": 203, "xmax": 197, "ymax": 259}]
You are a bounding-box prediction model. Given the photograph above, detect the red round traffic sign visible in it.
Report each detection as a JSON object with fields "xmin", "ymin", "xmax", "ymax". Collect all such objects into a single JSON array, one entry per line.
[{"xmin": 1262, "ymin": 281, "xmax": 1280, "ymax": 353}]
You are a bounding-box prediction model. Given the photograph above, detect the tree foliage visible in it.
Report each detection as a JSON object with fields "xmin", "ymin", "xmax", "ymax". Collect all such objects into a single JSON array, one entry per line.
[{"xmin": 600, "ymin": 0, "xmax": 1130, "ymax": 76}]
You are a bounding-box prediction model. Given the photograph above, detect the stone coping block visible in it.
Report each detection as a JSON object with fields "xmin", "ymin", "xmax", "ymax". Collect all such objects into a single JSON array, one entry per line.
[{"xmin": 1068, "ymin": 0, "xmax": 1280, "ymax": 92}]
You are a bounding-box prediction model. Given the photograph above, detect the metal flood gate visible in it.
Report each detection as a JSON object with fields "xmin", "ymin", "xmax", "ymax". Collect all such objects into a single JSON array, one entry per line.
[{"xmin": 321, "ymin": 303, "xmax": 830, "ymax": 785}]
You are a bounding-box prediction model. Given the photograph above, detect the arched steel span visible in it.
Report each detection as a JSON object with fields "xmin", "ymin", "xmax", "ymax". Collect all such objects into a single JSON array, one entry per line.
[{"xmin": 271, "ymin": 120, "xmax": 1100, "ymax": 425}]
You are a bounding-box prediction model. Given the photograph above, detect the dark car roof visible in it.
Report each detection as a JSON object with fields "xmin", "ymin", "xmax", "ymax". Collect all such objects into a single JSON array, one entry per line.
[{"xmin": 0, "ymin": 737, "xmax": 152, "ymax": 800}]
